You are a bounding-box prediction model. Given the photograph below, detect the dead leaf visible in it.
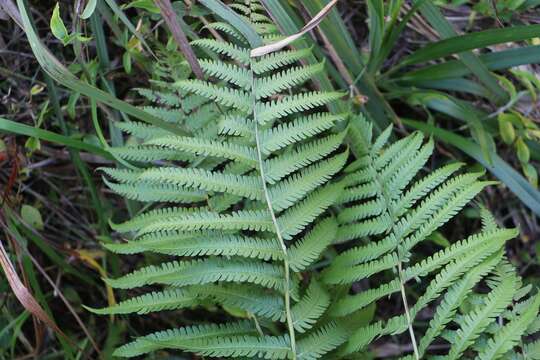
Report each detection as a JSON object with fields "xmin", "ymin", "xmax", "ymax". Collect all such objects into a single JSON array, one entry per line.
[
  {"xmin": 0, "ymin": 239, "xmax": 71, "ymax": 343},
  {"xmin": 250, "ymin": 0, "xmax": 338, "ymax": 58}
]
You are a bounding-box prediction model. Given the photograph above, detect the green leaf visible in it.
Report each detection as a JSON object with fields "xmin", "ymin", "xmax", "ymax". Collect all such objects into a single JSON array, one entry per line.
[
  {"xmin": 50, "ymin": 3, "xmax": 68, "ymax": 41},
  {"xmin": 411, "ymin": 1, "xmax": 507, "ymax": 102},
  {"xmin": 516, "ymin": 137, "xmax": 530, "ymax": 164},
  {"xmin": 498, "ymin": 113, "xmax": 517, "ymax": 145},
  {"xmin": 21, "ymin": 205, "xmax": 44, "ymax": 231},
  {"xmin": 80, "ymin": 0, "xmax": 97, "ymax": 19}
]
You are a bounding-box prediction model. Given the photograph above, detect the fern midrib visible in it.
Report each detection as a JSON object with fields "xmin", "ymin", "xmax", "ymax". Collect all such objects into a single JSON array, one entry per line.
[
  {"xmin": 250, "ymin": 58, "xmax": 297, "ymax": 358},
  {"xmin": 367, "ymin": 146, "xmax": 420, "ymax": 360}
]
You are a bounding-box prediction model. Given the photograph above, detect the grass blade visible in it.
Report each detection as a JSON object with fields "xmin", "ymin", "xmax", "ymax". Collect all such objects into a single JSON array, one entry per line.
[
  {"xmin": 402, "ymin": 23, "xmax": 540, "ymax": 66},
  {"xmin": 398, "ymin": 45, "xmax": 540, "ymax": 83},
  {"xmin": 0, "ymin": 117, "xmax": 112, "ymax": 159},
  {"xmin": 412, "ymin": 1, "xmax": 507, "ymax": 102}
]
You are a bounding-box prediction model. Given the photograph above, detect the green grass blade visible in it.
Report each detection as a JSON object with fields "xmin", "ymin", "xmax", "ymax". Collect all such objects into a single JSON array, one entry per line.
[
  {"xmin": 411, "ymin": 1, "xmax": 507, "ymax": 102},
  {"xmin": 397, "ymin": 45, "xmax": 540, "ymax": 83},
  {"xmin": 402, "ymin": 23, "xmax": 540, "ymax": 66},
  {"xmin": 0, "ymin": 117, "xmax": 112, "ymax": 160}
]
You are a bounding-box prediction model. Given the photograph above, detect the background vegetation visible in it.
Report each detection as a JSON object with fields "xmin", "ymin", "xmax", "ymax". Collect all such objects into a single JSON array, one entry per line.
[{"xmin": 0, "ymin": 0, "xmax": 540, "ymax": 358}]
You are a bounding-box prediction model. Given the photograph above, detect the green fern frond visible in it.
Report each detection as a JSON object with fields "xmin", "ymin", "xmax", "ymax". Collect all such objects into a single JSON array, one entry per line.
[
  {"xmin": 263, "ymin": 133, "xmax": 347, "ymax": 184},
  {"xmin": 260, "ymin": 113, "xmax": 346, "ymax": 155},
  {"xmin": 255, "ymin": 62, "xmax": 325, "ymax": 99},
  {"xmin": 105, "ymin": 257, "xmax": 288, "ymax": 293},
  {"xmin": 92, "ymin": 5, "xmax": 536, "ymax": 359},
  {"xmin": 252, "ymin": 47, "xmax": 313, "ymax": 74},
  {"xmin": 144, "ymin": 135, "xmax": 258, "ymax": 167},
  {"xmin": 291, "ymin": 281, "xmax": 330, "ymax": 333},
  {"xmin": 296, "ymin": 323, "xmax": 348, "ymax": 360},
  {"xmin": 256, "ymin": 91, "xmax": 345, "ymax": 125},
  {"xmin": 175, "ymin": 80, "xmax": 251, "ymax": 112},
  {"xmin": 199, "ymin": 59, "xmax": 251, "ymax": 89},
  {"xmin": 85, "ymin": 288, "xmax": 198, "ymax": 315},
  {"xmin": 108, "ymin": 231, "xmax": 283, "ymax": 260},
  {"xmin": 191, "ymin": 38, "xmax": 250, "ymax": 64},
  {"xmin": 288, "ymin": 217, "xmax": 338, "ymax": 272},
  {"xmin": 102, "ymin": 167, "xmax": 264, "ymax": 201},
  {"xmin": 113, "ymin": 321, "xmax": 256, "ymax": 357},
  {"xmin": 178, "ymin": 334, "xmax": 291, "ymax": 359}
]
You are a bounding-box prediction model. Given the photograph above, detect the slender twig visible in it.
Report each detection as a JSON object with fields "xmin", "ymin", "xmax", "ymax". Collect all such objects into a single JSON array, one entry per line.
[{"xmin": 154, "ymin": 0, "xmax": 203, "ymax": 79}]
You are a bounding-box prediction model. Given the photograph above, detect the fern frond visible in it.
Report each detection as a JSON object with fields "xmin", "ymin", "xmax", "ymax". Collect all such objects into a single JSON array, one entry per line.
[
  {"xmin": 104, "ymin": 178, "xmax": 206, "ymax": 203},
  {"xmin": 252, "ymin": 47, "xmax": 313, "ymax": 74},
  {"xmin": 113, "ymin": 321, "xmax": 256, "ymax": 357},
  {"xmin": 296, "ymin": 323, "xmax": 348, "ymax": 360},
  {"xmin": 269, "ymin": 151, "xmax": 348, "ymax": 212},
  {"xmin": 102, "ymin": 167, "xmax": 263, "ymax": 201},
  {"xmin": 291, "ymin": 280, "xmax": 330, "ymax": 333},
  {"xmin": 175, "ymin": 80, "xmax": 251, "ymax": 112},
  {"xmin": 418, "ymin": 252, "xmax": 501, "ymax": 356},
  {"xmin": 136, "ymin": 209, "xmax": 273, "ymax": 235},
  {"xmin": 145, "ymin": 135, "xmax": 258, "ymax": 167},
  {"xmin": 109, "ymin": 231, "xmax": 283, "ymax": 261},
  {"xmin": 191, "ymin": 39, "xmax": 250, "ymax": 64},
  {"xmin": 199, "ymin": 59, "xmax": 251, "ymax": 90},
  {"xmin": 203, "ymin": 22, "xmax": 248, "ymax": 44},
  {"xmin": 260, "ymin": 113, "xmax": 346, "ymax": 155},
  {"xmin": 85, "ymin": 288, "xmax": 198, "ymax": 315},
  {"xmin": 105, "ymin": 258, "xmax": 287, "ymax": 293},
  {"xmin": 135, "ymin": 88, "xmax": 182, "ymax": 107},
  {"xmin": 445, "ymin": 266, "xmax": 519, "ymax": 360},
  {"xmin": 264, "ymin": 133, "xmax": 347, "ymax": 184},
  {"xmin": 194, "ymin": 283, "xmax": 285, "ymax": 321},
  {"xmin": 278, "ymin": 183, "xmax": 343, "ymax": 241},
  {"xmin": 288, "ymin": 218, "xmax": 337, "ymax": 272},
  {"xmin": 180, "ymin": 335, "xmax": 291, "ymax": 359},
  {"xmin": 256, "ymin": 92, "xmax": 345, "ymax": 125},
  {"xmin": 255, "ymin": 62, "xmax": 325, "ymax": 99}
]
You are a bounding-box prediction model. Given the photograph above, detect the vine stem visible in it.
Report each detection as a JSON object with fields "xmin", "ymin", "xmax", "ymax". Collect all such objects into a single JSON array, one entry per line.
[{"xmin": 250, "ymin": 60, "xmax": 297, "ymax": 358}]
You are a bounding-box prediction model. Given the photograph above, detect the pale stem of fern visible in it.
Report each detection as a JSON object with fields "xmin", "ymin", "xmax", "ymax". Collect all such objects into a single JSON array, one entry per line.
[
  {"xmin": 250, "ymin": 60, "xmax": 297, "ymax": 358},
  {"xmin": 373, "ymin": 167, "xmax": 420, "ymax": 360}
]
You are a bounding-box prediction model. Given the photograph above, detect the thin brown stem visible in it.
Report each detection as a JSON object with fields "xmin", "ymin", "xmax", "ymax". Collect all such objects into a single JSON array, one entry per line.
[{"xmin": 154, "ymin": 0, "xmax": 203, "ymax": 79}]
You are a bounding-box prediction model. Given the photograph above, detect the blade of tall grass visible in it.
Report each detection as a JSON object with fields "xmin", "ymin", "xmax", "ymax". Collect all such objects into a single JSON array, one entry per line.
[
  {"xmin": 412, "ymin": 1, "xmax": 507, "ymax": 103},
  {"xmin": 0, "ymin": 117, "xmax": 112, "ymax": 159},
  {"xmin": 401, "ymin": 23, "xmax": 540, "ymax": 66},
  {"xmin": 405, "ymin": 91, "xmax": 494, "ymax": 163},
  {"xmin": 44, "ymin": 76, "xmax": 108, "ymax": 236},
  {"xmin": 404, "ymin": 119, "xmax": 540, "ymax": 217},
  {"xmin": 397, "ymin": 45, "xmax": 540, "ymax": 83}
]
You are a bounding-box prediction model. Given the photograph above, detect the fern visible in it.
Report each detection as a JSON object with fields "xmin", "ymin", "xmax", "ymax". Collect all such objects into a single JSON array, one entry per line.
[{"xmin": 88, "ymin": 2, "xmax": 540, "ymax": 359}]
